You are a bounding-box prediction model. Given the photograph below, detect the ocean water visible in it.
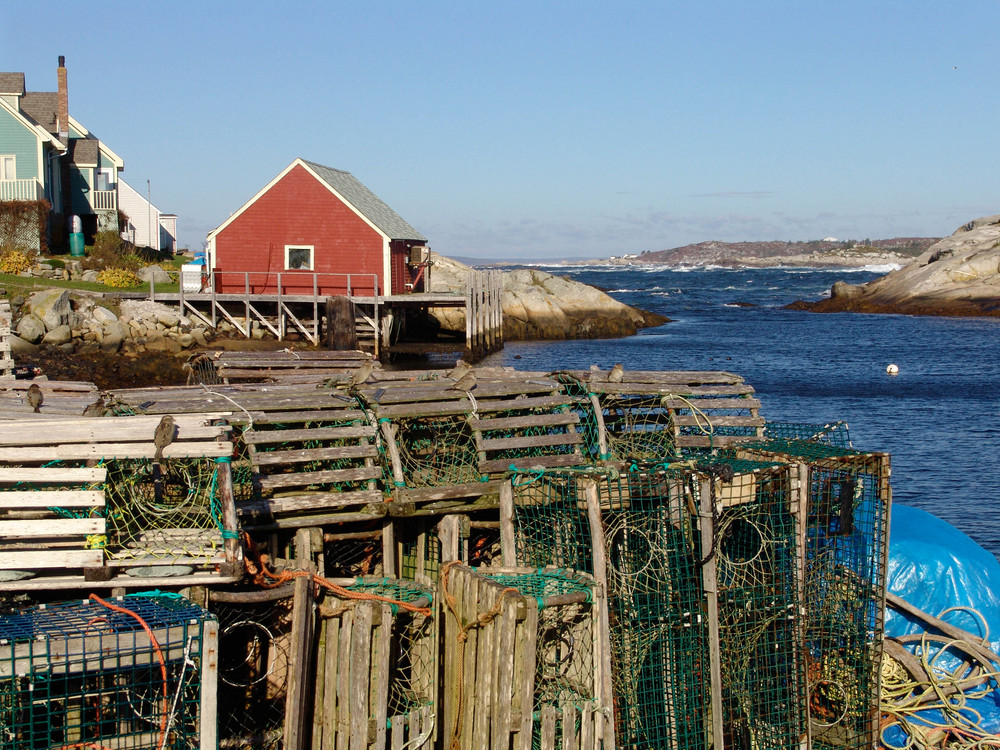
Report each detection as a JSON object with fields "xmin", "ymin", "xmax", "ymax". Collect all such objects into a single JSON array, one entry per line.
[{"xmin": 480, "ymin": 263, "xmax": 1000, "ymax": 558}]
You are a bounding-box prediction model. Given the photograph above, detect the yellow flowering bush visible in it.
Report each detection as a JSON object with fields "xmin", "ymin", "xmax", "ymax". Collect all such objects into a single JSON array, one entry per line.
[
  {"xmin": 0, "ymin": 247, "xmax": 34, "ymax": 275},
  {"xmin": 97, "ymin": 267, "xmax": 140, "ymax": 288}
]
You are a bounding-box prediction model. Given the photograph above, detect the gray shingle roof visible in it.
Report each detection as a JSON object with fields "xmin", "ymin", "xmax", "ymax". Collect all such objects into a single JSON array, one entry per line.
[
  {"xmin": 19, "ymin": 92, "xmax": 58, "ymax": 132},
  {"xmin": 0, "ymin": 73, "xmax": 25, "ymax": 95},
  {"xmin": 302, "ymin": 159, "xmax": 427, "ymax": 242},
  {"xmin": 67, "ymin": 138, "xmax": 98, "ymax": 166}
]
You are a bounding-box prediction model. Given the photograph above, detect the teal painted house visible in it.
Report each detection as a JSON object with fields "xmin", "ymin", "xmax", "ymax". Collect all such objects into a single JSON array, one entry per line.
[{"xmin": 0, "ymin": 56, "xmax": 123, "ymax": 249}]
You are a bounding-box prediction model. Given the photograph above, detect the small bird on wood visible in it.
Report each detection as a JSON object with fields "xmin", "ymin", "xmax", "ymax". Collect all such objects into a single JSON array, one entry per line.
[
  {"xmin": 447, "ymin": 359, "xmax": 471, "ymax": 379},
  {"xmin": 26, "ymin": 383, "xmax": 43, "ymax": 413},
  {"xmin": 345, "ymin": 361, "xmax": 375, "ymax": 389},
  {"xmin": 153, "ymin": 415, "xmax": 177, "ymax": 464},
  {"xmin": 450, "ymin": 370, "xmax": 477, "ymax": 393},
  {"xmin": 608, "ymin": 363, "xmax": 625, "ymax": 383}
]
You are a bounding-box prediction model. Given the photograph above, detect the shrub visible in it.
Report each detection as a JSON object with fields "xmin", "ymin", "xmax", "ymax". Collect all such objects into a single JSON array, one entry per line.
[
  {"xmin": 0, "ymin": 247, "xmax": 35, "ymax": 275},
  {"xmin": 97, "ymin": 267, "xmax": 140, "ymax": 288}
]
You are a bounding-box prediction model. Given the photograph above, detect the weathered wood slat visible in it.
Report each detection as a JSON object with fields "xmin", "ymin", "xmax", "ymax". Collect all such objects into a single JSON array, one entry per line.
[
  {"xmin": 0, "ymin": 467, "xmax": 107, "ymax": 482},
  {"xmin": 1, "ymin": 517, "xmax": 105, "ymax": 537},
  {"xmin": 0, "ymin": 549, "xmax": 104, "ymax": 570},
  {"xmin": 251, "ymin": 409, "xmax": 368, "ymax": 424},
  {"xmin": 672, "ymin": 414, "xmax": 765, "ymax": 427},
  {"xmin": 396, "ymin": 480, "xmax": 503, "ymax": 503},
  {"xmin": 243, "ymin": 424, "xmax": 375, "ymax": 445},
  {"xmin": 258, "ymin": 466, "xmax": 382, "ymax": 489},
  {"xmin": 675, "ymin": 434, "xmax": 758, "ymax": 448},
  {"xmin": 251, "ymin": 445, "xmax": 379, "ymax": 466},
  {"xmin": 479, "ymin": 454, "xmax": 585, "ymax": 474},
  {"xmin": 0, "ymin": 442, "xmax": 233, "ymax": 461},
  {"xmin": 589, "ymin": 382, "xmax": 755, "ymax": 396},
  {"xmin": 478, "ymin": 433, "xmax": 583, "ymax": 452},
  {"xmin": 472, "ymin": 412, "xmax": 579, "ymax": 432},
  {"xmin": 0, "ymin": 490, "xmax": 105, "ymax": 508},
  {"xmin": 0, "ymin": 416, "xmax": 230, "ymax": 445},
  {"xmin": 238, "ymin": 489, "xmax": 385, "ymax": 515}
]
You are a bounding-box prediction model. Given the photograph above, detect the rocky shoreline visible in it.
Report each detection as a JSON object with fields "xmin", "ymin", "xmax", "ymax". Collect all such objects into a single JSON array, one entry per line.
[{"xmin": 789, "ymin": 215, "xmax": 1000, "ymax": 317}]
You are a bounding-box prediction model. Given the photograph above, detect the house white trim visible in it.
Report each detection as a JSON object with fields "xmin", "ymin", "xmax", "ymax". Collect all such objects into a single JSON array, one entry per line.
[{"xmin": 284, "ymin": 244, "xmax": 314, "ymax": 271}]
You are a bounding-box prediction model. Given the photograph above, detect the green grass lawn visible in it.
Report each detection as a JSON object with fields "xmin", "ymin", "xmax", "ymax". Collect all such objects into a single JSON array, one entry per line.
[{"xmin": 0, "ymin": 272, "xmax": 180, "ymax": 298}]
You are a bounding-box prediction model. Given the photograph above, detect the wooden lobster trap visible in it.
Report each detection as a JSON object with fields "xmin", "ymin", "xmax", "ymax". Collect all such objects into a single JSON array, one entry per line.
[{"xmin": 441, "ymin": 563, "xmax": 613, "ymax": 750}]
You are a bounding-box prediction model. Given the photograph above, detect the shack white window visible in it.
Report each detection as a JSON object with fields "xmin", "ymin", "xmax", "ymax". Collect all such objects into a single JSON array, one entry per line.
[
  {"xmin": 0, "ymin": 155, "xmax": 15, "ymax": 181},
  {"xmin": 285, "ymin": 245, "xmax": 314, "ymax": 271}
]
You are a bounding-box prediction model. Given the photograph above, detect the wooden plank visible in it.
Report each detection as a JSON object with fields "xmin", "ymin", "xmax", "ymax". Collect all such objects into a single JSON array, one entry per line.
[
  {"xmin": 479, "ymin": 454, "xmax": 586, "ymax": 474},
  {"xmin": 0, "ymin": 490, "xmax": 105, "ymax": 508},
  {"xmin": 540, "ymin": 703, "xmax": 556, "ymax": 750},
  {"xmin": 0, "ymin": 416, "xmax": 229, "ymax": 445},
  {"xmin": 322, "ymin": 614, "xmax": 341, "ymax": 748},
  {"xmin": 285, "ymin": 574, "xmax": 315, "ymax": 750},
  {"xmin": 493, "ymin": 595, "xmax": 516, "ymax": 750},
  {"xmin": 516, "ymin": 599, "xmax": 539, "ymax": 750},
  {"xmin": 0, "ymin": 517, "xmax": 105, "ymax": 537},
  {"xmin": 238, "ymin": 489, "xmax": 385, "ymax": 514},
  {"xmin": 673, "ymin": 414, "xmax": 765, "ymax": 427},
  {"xmin": 0, "ymin": 441, "xmax": 234, "ymax": 461},
  {"xmin": 373, "ymin": 603, "xmax": 392, "ymax": 749},
  {"xmin": 472, "ymin": 412, "xmax": 579, "ymax": 432},
  {"xmin": 259, "ymin": 466, "xmax": 382, "ymax": 490},
  {"xmin": 396, "ymin": 480, "xmax": 503, "ymax": 503},
  {"xmin": 0, "ymin": 467, "xmax": 107, "ymax": 483},
  {"xmin": 243, "ymin": 424, "xmax": 376, "ymax": 445},
  {"xmin": 252, "ymin": 409, "xmax": 368, "ymax": 425},
  {"xmin": 478, "ymin": 433, "xmax": 583, "ymax": 452},
  {"xmin": 589, "ymin": 382, "xmax": 755, "ymax": 397},
  {"xmin": 0, "ymin": 549, "xmax": 104, "ymax": 570},
  {"xmin": 337, "ymin": 609, "xmax": 354, "ymax": 750},
  {"xmin": 252, "ymin": 444, "xmax": 378, "ymax": 465},
  {"xmin": 350, "ymin": 603, "xmax": 374, "ymax": 750}
]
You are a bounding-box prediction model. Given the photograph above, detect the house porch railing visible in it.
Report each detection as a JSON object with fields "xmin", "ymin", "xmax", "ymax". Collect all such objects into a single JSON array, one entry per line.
[
  {"xmin": 91, "ymin": 190, "xmax": 117, "ymax": 211},
  {"xmin": 0, "ymin": 179, "xmax": 43, "ymax": 202}
]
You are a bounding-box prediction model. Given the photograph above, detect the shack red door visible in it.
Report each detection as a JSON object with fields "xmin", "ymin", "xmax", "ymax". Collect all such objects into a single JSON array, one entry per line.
[{"xmin": 212, "ymin": 163, "xmax": 386, "ymax": 296}]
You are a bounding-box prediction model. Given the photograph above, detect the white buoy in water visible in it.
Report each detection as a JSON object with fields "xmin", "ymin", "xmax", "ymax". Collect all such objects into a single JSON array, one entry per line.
[{"xmin": 886, "ymin": 363, "xmax": 899, "ymax": 375}]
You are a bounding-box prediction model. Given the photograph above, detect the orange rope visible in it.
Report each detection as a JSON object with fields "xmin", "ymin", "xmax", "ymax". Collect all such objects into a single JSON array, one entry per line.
[
  {"xmin": 242, "ymin": 532, "xmax": 431, "ymax": 617},
  {"xmin": 87, "ymin": 594, "xmax": 170, "ymax": 750}
]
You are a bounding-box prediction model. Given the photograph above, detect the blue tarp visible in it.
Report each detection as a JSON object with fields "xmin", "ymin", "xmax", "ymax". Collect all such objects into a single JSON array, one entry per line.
[{"xmin": 883, "ymin": 505, "xmax": 1000, "ymax": 741}]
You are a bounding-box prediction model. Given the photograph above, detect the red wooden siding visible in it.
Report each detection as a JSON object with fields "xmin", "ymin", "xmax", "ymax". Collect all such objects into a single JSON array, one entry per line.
[{"xmin": 213, "ymin": 164, "xmax": 385, "ymax": 295}]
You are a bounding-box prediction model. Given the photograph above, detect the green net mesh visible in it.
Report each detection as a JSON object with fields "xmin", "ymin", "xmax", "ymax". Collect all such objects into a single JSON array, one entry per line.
[
  {"xmin": 390, "ymin": 414, "xmax": 481, "ymax": 486},
  {"xmin": 731, "ymin": 440, "xmax": 890, "ymax": 750},
  {"xmin": 712, "ymin": 465, "xmax": 807, "ymax": 749},
  {"xmin": 763, "ymin": 421, "xmax": 852, "ymax": 447},
  {"xmin": 103, "ymin": 457, "xmax": 234, "ymax": 566},
  {"xmin": 0, "ymin": 595, "xmax": 213, "ymax": 750},
  {"xmin": 511, "ymin": 469, "xmax": 709, "ymax": 749}
]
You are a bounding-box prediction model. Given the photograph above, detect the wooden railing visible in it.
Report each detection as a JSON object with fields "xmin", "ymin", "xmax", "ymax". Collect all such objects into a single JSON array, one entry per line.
[
  {"xmin": 91, "ymin": 190, "xmax": 117, "ymax": 211},
  {"xmin": 0, "ymin": 179, "xmax": 43, "ymax": 202},
  {"xmin": 204, "ymin": 270, "xmax": 380, "ymax": 297}
]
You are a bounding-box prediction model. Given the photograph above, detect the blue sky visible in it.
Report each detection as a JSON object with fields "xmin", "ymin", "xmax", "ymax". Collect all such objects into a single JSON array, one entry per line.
[{"xmin": 5, "ymin": 1, "xmax": 998, "ymax": 259}]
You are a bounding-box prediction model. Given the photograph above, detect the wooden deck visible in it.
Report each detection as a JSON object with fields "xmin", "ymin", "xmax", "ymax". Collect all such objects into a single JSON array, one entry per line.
[{"xmin": 120, "ymin": 268, "xmax": 504, "ymax": 359}]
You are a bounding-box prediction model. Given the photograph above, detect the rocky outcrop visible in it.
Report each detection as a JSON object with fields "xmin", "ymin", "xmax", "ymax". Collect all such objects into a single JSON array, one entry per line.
[
  {"xmin": 428, "ymin": 255, "xmax": 667, "ymax": 339},
  {"xmin": 8, "ymin": 293, "xmax": 221, "ymax": 357},
  {"xmin": 791, "ymin": 216, "xmax": 1000, "ymax": 316}
]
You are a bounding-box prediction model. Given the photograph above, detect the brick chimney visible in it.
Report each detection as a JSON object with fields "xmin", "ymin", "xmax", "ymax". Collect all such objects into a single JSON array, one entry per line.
[
  {"xmin": 57, "ymin": 55, "xmax": 72, "ymax": 224},
  {"xmin": 57, "ymin": 55, "xmax": 68, "ymax": 141}
]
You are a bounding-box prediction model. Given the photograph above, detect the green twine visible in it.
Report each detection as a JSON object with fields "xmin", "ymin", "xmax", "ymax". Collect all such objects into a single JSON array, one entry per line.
[{"xmin": 125, "ymin": 589, "xmax": 186, "ymax": 600}]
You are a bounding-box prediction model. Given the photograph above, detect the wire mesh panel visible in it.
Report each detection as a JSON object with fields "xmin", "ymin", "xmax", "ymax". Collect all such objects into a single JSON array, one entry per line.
[
  {"xmin": 210, "ymin": 586, "xmax": 295, "ymax": 750},
  {"xmin": 103, "ymin": 456, "xmax": 240, "ymax": 576},
  {"xmin": 706, "ymin": 459, "xmax": 808, "ymax": 750},
  {"xmin": 311, "ymin": 578, "xmax": 436, "ymax": 750},
  {"xmin": 509, "ymin": 469, "xmax": 709, "ymax": 750},
  {"xmin": 390, "ymin": 414, "xmax": 481, "ymax": 487},
  {"xmin": 736, "ymin": 439, "xmax": 891, "ymax": 750},
  {"xmin": 763, "ymin": 421, "xmax": 852, "ymax": 448},
  {"xmin": 0, "ymin": 594, "xmax": 217, "ymax": 750},
  {"xmin": 599, "ymin": 471, "xmax": 709, "ymax": 750},
  {"xmin": 441, "ymin": 563, "xmax": 611, "ymax": 750}
]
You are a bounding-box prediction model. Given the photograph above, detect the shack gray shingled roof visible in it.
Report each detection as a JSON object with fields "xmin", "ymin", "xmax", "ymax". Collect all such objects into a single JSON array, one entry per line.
[
  {"xmin": 303, "ymin": 159, "xmax": 427, "ymax": 242},
  {"xmin": 0, "ymin": 73, "xmax": 25, "ymax": 96}
]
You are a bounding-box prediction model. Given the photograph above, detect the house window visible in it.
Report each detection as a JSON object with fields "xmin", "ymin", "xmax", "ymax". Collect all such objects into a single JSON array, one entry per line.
[
  {"xmin": 96, "ymin": 169, "xmax": 115, "ymax": 191},
  {"xmin": 285, "ymin": 245, "xmax": 314, "ymax": 271},
  {"xmin": 0, "ymin": 156, "xmax": 15, "ymax": 181}
]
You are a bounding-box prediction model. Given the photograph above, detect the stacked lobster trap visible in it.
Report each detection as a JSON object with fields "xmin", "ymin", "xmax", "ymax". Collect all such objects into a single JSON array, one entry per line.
[
  {"xmin": 501, "ymin": 445, "xmax": 881, "ymax": 750},
  {"xmin": 441, "ymin": 562, "xmax": 613, "ymax": 750},
  {"xmin": 0, "ymin": 594, "xmax": 218, "ymax": 749},
  {"xmin": 734, "ymin": 438, "xmax": 891, "ymax": 750}
]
